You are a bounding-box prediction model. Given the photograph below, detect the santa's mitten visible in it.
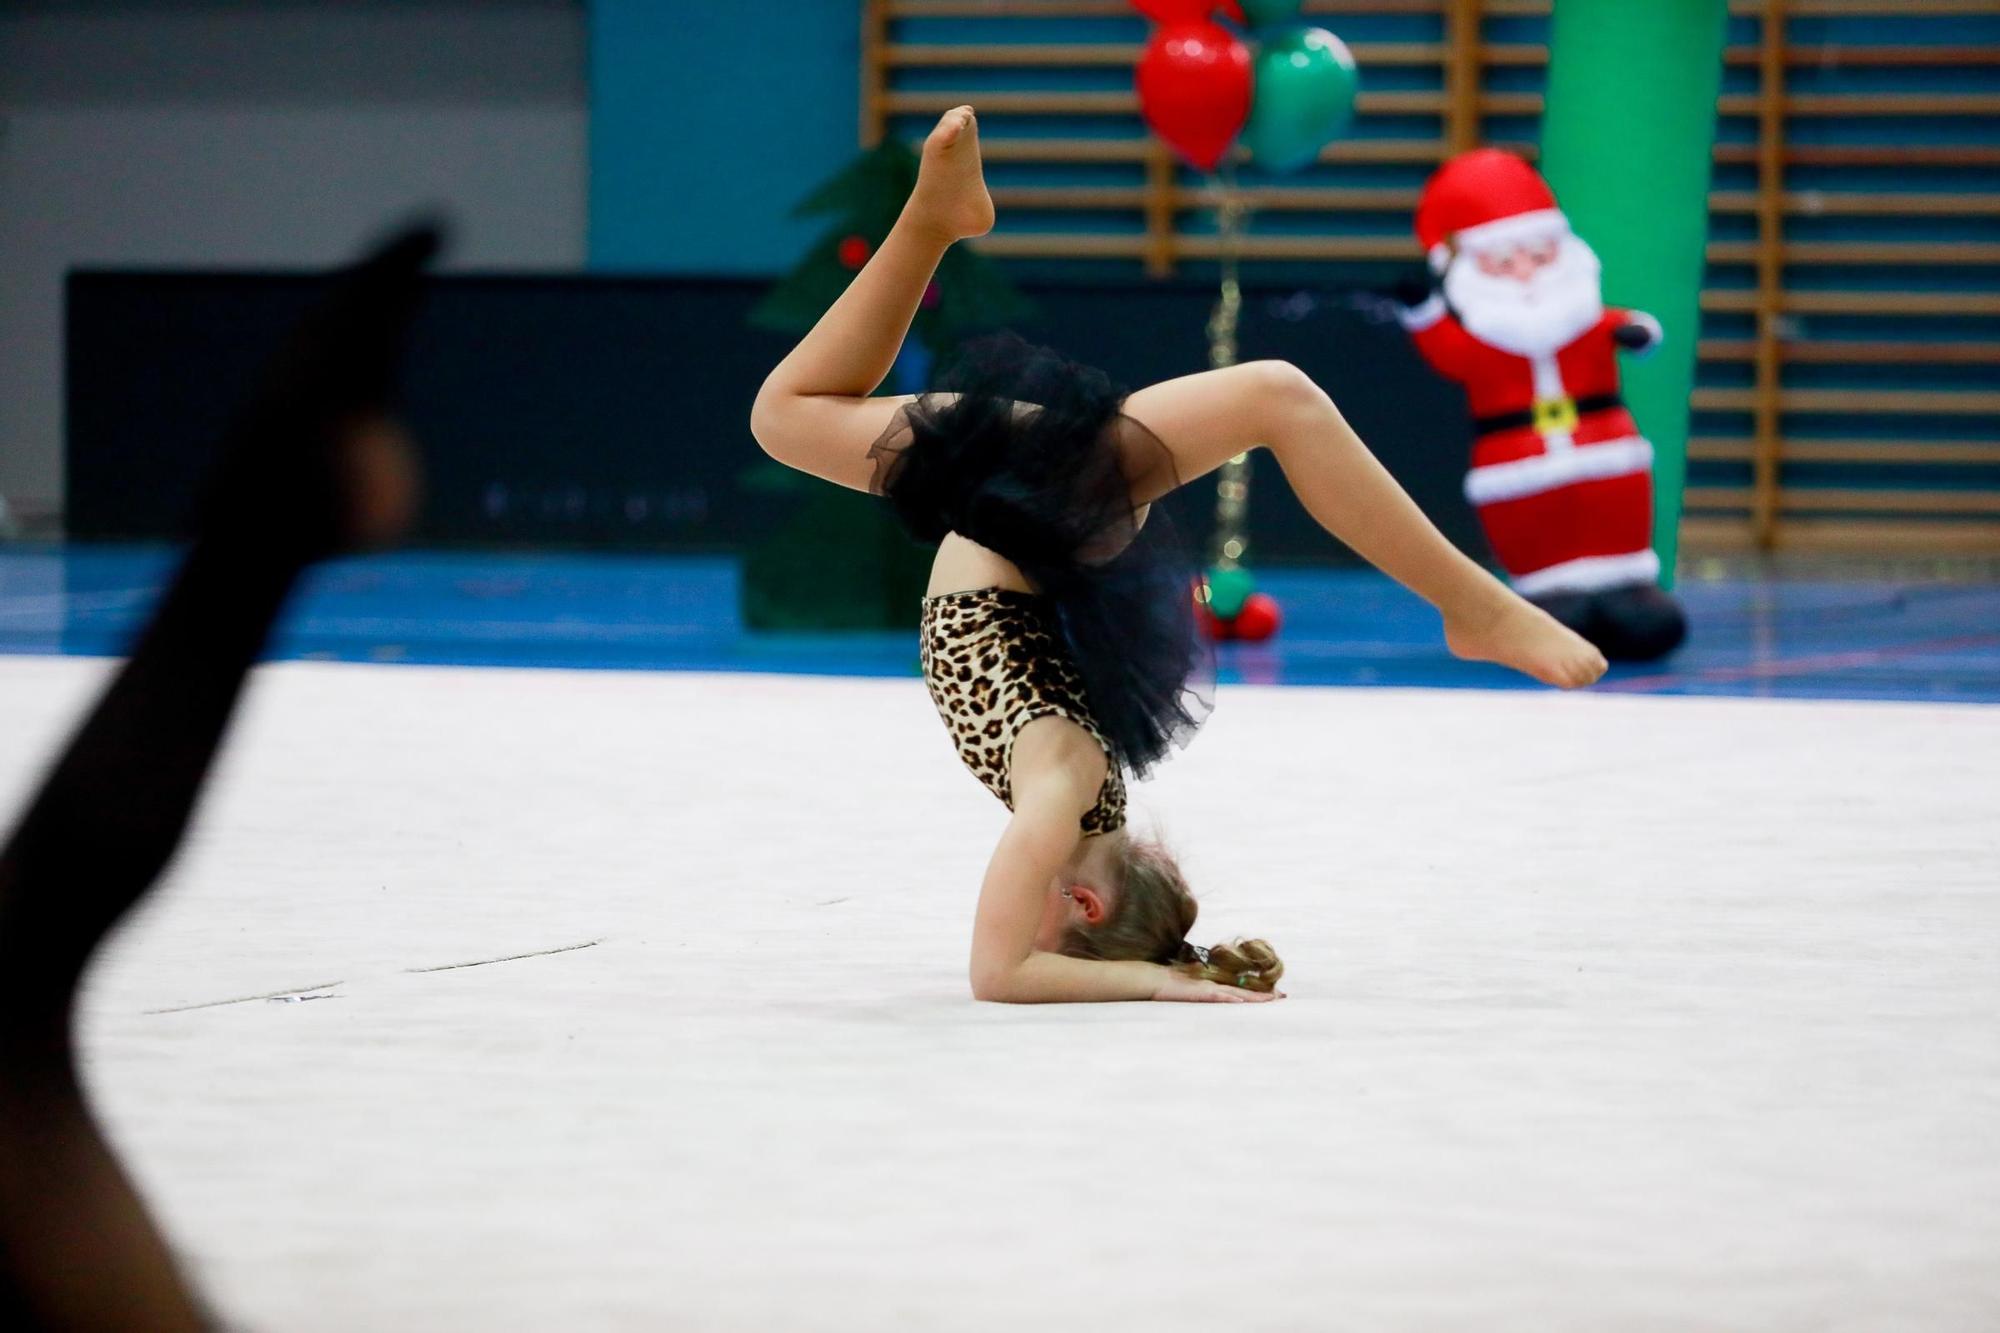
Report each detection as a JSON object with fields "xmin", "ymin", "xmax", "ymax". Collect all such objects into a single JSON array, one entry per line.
[
  {"xmin": 1613, "ymin": 311, "xmax": 1664, "ymax": 355},
  {"xmin": 1387, "ymin": 268, "xmax": 1436, "ymax": 311}
]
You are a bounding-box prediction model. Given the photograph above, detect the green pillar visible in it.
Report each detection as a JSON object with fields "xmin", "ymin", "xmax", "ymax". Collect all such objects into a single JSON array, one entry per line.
[{"xmin": 1539, "ymin": 0, "xmax": 1729, "ymax": 584}]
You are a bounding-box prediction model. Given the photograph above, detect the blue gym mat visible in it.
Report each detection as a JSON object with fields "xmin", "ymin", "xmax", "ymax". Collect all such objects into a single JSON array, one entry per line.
[{"xmin": 3, "ymin": 546, "xmax": 1996, "ymax": 704}]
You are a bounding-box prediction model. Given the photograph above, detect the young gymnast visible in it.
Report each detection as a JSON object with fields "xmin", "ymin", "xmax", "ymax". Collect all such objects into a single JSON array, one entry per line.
[
  {"xmin": 751, "ymin": 108, "xmax": 1607, "ymax": 1006},
  {"xmin": 0, "ymin": 226, "xmax": 436, "ymax": 1329}
]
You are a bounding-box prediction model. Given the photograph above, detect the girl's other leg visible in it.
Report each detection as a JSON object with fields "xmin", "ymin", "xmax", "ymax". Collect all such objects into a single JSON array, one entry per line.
[{"xmin": 1123, "ymin": 362, "xmax": 1606, "ymax": 688}]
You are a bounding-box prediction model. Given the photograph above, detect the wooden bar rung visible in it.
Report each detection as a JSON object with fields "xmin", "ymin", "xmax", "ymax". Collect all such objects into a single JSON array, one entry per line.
[
  {"xmin": 1709, "ymin": 191, "xmax": 2000, "ymax": 217},
  {"xmin": 979, "ymin": 235, "xmax": 1419, "ymax": 262},
  {"xmin": 1681, "ymin": 516, "xmax": 2000, "ymax": 554},
  {"xmin": 1686, "ymin": 487, "xmax": 2000, "ymax": 516},
  {"xmin": 978, "ymin": 138, "xmax": 1151, "ymax": 163},
  {"xmin": 956, "ymin": 232, "xmax": 1426, "ymax": 264},
  {"xmin": 887, "ymin": 42, "xmax": 1465, "ymax": 68},
  {"xmin": 1693, "ymin": 388, "xmax": 2000, "ymax": 413},
  {"xmin": 860, "ymin": 0, "xmax": 887, "ymax": 147},
  {"xmin": 1689, "ymin": 437, "xmax": 2000, "ymax": 465},
  {"xmin": 1702, "ymin": 290, "xmax": 2000, "ymax": 316},
  {"xmin": 884, "ymin": 90, "xmax": 1543, "ymax": 117},
  {"xmin": 1444, "ymin": 0, "xmax": 1481, "ymax": 154},
  {"xmin": 1715, "ymin": 144, "xmax": 2000, "ymax": 166},
  {"xmin": 1749, "ymin": 0, "xmax": 1786, "ymax": 549},
  {"xmin": 883, "ymin": 90, "xmax": 1136, "ymax": 115},
  {"xmin": 887, "ymin": 43, "xmax": 1137, "ymax": 67},
  {"xmin": 1729, "ymin": 0, "xmax": 2000, "ymax": 14},
  {"xmin": 1699, "ymin": 339, "xmax": 2000, "ymax": 365},
  {"xmin": 1707, "ymin": 241, "xmax": 2000, "ymax": 266},
  {"xmin": 1717, "ymin": 93, "xmax": 2000, "ymax": 117},
  {"xmin": 980, "ymin": 186, "xmax": 1426, "ymax": 214},
  {"xmin": 974, "ymin": 137, "xmax": 1514, "ymax": 166},
  {"xmin": 969, "ymin": 233, "xmax": 1151, "ymax": 258},
  {"xmin": 1174, "ymin": 235, "xmax": 1417, "ymax": 260},
  {"xmin": 1311, "ymin": 138, "xmax": 1533, "ymax": 166},
  {"xmin": 1726, "ymin": 45, "xmax": 2000, "ymax": 67},
  {"xmin": 990, "ymin": 186, "xmax": 1147, "ymax": 210},
  {"xmin": 1186, "ymin": 186, "xmax": 1419, "ymax": 211},
  {"xmin": 1408, "ymin": 42, "xmax": 2000, "ymax": 68},
  {"xmin": 1143, "ymin": 142, "xmax": 1175, "ymax": 279}
]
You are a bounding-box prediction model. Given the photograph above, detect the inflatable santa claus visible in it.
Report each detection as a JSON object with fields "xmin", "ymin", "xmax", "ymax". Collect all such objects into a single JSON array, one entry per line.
[{"xmin": 1394, "ymin": 148, "xmax": 1687, "ymax": 661}]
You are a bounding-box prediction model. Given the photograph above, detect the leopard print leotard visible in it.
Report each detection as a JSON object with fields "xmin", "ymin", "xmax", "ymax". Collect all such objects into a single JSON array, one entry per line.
[{"xmin": 919, "ymin": 587, "xmax": 1127, "ymax": 836}]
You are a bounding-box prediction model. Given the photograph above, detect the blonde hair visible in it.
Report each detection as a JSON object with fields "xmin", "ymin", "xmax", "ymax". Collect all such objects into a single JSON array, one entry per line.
[{"xmin": 1060, "ymin": 838, "xmax": 1285, "ymax": 993}]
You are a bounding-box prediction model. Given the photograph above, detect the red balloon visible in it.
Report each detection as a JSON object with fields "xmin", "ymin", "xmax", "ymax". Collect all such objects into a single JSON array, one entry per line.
[
  {"xmin": 1136, "ymin": 21, "xmax": 1251, "ymax": 171},
  {"xmin": 1129, "ymin": 0, "xmax": 1218, "ymax": 20},
  {"xmin": 1232, "ymin": 592, "xmax": 1283, "ymax": 642}
]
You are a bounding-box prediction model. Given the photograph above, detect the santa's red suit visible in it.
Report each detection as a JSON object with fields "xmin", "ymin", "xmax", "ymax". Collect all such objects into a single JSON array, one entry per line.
[{"xmin": 1397, "ymin": 149, "xmax": 1685, "ymax": 659}]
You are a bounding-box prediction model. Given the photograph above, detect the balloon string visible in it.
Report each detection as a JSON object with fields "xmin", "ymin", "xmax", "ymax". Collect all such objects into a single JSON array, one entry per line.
[{"xmin": 1207, "ymin": 163, "xmax": 1250, "ymax": 571}]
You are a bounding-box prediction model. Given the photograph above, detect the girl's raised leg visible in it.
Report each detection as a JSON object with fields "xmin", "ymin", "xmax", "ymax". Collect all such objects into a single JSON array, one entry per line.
[
  {"xmin": 1122, "ymin": 361, "xmax": 1607, "ymax": 688},
  {"xmin": 750, "ymin": 106, "xmax": 994, "ymax": 491}
]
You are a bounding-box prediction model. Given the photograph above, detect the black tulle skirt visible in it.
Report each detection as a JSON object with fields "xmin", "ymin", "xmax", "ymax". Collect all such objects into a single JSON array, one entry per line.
[{"xmin": 869, "ymin": 333, "xmax": 1214, "ymax": 778}]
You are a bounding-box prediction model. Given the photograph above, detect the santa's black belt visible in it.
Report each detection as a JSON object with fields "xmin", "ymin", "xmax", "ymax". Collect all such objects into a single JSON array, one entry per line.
[{"xmin": 1474, "ymin": 393, "xmax": 1624, "ymax": 437}]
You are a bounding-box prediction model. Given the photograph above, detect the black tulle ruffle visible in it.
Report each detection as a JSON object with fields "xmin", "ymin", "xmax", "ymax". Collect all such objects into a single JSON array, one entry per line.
[{"xmin": 870, "ymin": 333, "xmax": 1213, "ymax": 777}]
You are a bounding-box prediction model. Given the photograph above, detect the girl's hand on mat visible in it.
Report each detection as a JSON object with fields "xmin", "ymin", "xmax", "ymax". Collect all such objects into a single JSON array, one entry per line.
[{"xmin": 1152, "ymin": 972, "xmax": 1283, "ymax": 1004}]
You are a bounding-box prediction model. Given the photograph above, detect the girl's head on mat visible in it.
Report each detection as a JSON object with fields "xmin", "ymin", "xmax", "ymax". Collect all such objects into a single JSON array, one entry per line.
[{"xmin": 1037, "ymin": 836, "xmax": 1285, "ymax": 994}]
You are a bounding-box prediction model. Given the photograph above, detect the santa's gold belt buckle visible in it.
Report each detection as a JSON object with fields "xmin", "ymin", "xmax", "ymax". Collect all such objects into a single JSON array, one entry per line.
[{"xmin": 1532, "ymin": 396, "xmax": 1580, "ymax": 434}]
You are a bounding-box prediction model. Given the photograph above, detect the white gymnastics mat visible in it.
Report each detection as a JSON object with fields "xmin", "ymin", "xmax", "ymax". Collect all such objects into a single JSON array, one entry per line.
[{"xmin": 2, "ymin": 657, "xmax": 1996, "ymax": 1332}]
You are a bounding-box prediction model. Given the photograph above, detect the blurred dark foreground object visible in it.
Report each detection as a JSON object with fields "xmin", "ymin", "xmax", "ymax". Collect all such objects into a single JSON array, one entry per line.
[{"xmin": 0, "ymin": 221, "xmax": 441, "ymax": 1331}]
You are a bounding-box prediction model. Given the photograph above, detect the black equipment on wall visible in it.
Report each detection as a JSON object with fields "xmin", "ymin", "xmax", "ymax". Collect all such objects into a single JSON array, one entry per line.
[{"xmin": 66, "ymin": 272, "xmax": 1483, "ymax": 565}]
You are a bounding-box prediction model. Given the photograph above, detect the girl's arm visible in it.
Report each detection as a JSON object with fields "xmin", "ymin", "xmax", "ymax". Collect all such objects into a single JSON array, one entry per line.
[
  {"xmin": 967, "ymin": 745, "xmax": 1275, "ymax": 1004},
  {"xmin": 967, "ymin": 785, "xmax": 1162, "ymax": 1004}
]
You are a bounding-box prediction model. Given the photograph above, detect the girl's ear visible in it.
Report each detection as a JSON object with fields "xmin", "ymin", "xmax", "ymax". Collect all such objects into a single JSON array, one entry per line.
[{"xmin": 1069, "ymin": 884, "xmax": 1108, "ymax": 925}]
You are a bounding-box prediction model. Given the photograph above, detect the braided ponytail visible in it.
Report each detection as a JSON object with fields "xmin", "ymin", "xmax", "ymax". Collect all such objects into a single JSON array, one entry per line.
[{"xmin": 1173, "ymin": 938, "xmax": 1285, "ymax": 994}]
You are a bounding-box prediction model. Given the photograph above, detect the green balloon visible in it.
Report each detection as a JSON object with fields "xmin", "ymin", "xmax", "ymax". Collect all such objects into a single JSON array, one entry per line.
[
  {"xmin": 1205, "ymin": 564, "xmax": 1256, "ymax": 620},
  {"xmin": 1241, "ymin": 27, "xmax": 1359, "ymax": 175},
  {"xmin": 1237, "ymin": 0, "xmax": 1305, "ymax": 25}
]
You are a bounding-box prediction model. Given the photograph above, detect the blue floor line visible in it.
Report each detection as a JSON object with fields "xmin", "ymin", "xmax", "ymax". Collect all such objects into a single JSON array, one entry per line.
[{"xmin": 4, "ymin": 546, "xmax": 1997, "ymax": 704}]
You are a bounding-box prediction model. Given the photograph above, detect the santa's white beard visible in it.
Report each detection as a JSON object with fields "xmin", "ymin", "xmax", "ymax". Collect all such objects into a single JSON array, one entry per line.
[{"xmin": 1443, "ymin": 232, "xmax": 1605, "ymax": 358}]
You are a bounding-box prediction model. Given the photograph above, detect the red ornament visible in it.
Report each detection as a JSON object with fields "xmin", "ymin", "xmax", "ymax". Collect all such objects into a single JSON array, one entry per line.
[
  {"xmin": 1216, "ymin": 0, "xmax": 1247, "ymax": 21},
  {"xmin": 1136, "ymin": 21, "xmax": 1252, "ymax": 172},
  {"xmin": 1195, "ymin": 603, "xmax": 1233, "ymax": 642},
  {"xmin": 1129, "ymin": 0, "xmax": 1219, "ymax": 19},
  {"xmin": 837, "ymin": 234, "xmax": 872, "ymax": 269},
  {"xmin": 1232, "ymin": 592, "xmax": 1283, "ymax": 642}
]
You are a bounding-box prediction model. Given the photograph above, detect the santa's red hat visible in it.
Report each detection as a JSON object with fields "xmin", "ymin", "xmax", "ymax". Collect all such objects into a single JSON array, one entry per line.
[{"xmin": 1414, "ymin": 148, "xmax": 1567, "ymax": 271}]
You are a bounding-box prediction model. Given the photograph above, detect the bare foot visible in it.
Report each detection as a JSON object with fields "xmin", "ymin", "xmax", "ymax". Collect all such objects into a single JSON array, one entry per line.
[
  {"xmin": 908, "ymin": 105, "xmax": 994, "ymax": 243},
  {"xmin": 1445, "ymin": 595, "xmax": 1608, "ymax": 689}
]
